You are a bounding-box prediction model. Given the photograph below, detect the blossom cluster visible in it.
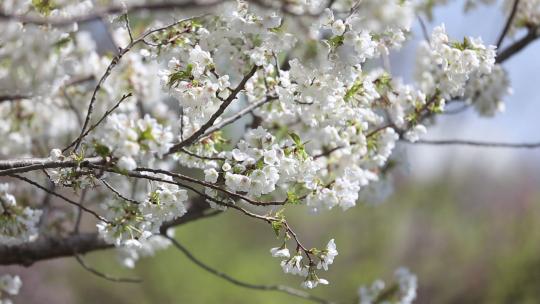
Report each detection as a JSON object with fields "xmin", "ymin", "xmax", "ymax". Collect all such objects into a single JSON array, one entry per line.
[
  {"xmin": 93, "ymin": 114, "xmax": 174, "ymax": 171},
  {"xmin": 270, "ymin": 239, "xmax": 338, "ymax": 288},
  {"xmin": 97, "ymin": 175, "xmax": 187, "ymax": 247},
  {"xmin": 116, "ymin": 234, "xmax": 173, "ymax": 269},
  {"xmin": 0, "ymin": 183, "xmax": 42, "ymax": 246}
]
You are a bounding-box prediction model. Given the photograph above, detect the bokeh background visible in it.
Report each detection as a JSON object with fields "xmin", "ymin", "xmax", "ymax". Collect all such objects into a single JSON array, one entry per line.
[{"xmin": 2, "ymin": 1, "xmax": 540, "ymax": 303}]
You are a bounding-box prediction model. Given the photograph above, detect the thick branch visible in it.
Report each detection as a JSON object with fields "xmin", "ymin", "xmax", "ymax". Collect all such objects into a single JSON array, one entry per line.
[
  {"xmin": 0, "ymin": 157, "xmax": 105, "ymax": 176},
  {"xmin": 497, "ymin": 27, "xmax": 540, "ymax": 63},
  {"xmin": 0, "ymin": 233, "xmax": 111, "ymax": 266},
  {"xmin": 0, "ymin": 203, "xmax": 216, "ymax": 266}
]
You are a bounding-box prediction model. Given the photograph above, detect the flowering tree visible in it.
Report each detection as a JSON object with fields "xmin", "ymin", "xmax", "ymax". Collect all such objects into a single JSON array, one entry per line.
[{"xmin": 0, "ymin": 0, "xmax": 539, "ymax": 302}]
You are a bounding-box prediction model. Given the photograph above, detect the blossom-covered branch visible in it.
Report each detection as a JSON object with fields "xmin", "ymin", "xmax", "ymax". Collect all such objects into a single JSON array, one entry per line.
[{"xmin": 1, "ymin": 0, "xmax": 540, "ymax": 302}]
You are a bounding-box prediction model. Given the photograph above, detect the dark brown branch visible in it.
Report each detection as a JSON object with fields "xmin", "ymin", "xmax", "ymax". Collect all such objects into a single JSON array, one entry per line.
[
  {"xmin": 101, "ymin": 180, "xmax": 141, "ymax": 205},
  {"xmin": 496, "ymin": 27, "xmax": 540, "ymax": 63},
  {"xmin": 496, "ymin": 0, "xmax": 521, "ymax": 49},
  {"xmin": 0, "ymin": 94, "xmax": 31, "ymax": 102},
  {"xmin": 167, "ymin": 65, "xmax": 259, "ymax": 154},
  {"xmin": 0, "ymin": 157, "xmax": 105, "ymax": 176},
  {"xmin": 410, "ymin": 139, "xmax": 540, "ymax": 148},
  {"xmin": 0, "ymin": 233, "xmax": 111, "ymax": 266},
  {"xmin": 134, "ymin": 167, "xmax": 285, "ymax": 206},
  {"xmin": 62, "ymin": 93, "xmax": 132, "ymax": 152},
  {"xmin": 165, "ymin": 236, "xmax": 333, "ymax": 304},
  {"xmin": 0, "ymin": 202, "xmax": 217, "ymax": 266},
  {"xmin": 75, "ymin": 254, "xmax": 142, "ymax": 283},
  {"xmin": 179, "ymin": 149, "xmax": 226, "ymax": 161},
  {"xmin": 10, "ymin": 174, "xmax": 107, "ymax": 222}
]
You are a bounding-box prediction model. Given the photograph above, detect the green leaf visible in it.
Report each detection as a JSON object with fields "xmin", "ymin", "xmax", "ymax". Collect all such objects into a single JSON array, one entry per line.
[
  {"xmin": 288, "ymin": 133, "xmax": 302, "ymax": 146},
  {"xmin": 32, "ymin": 0, "xmax": 55, "ymax": 16},
  {"xmin": 287, "ymin": 190, "xmax": 301, "ymax": 205},
  {"xmin": 345, "ymin": 79, "xmax": 364, "ymax": 102},
  {"xmin": 328, "ymin": 35, "xmax": 344, "ymax": 49},
  {"xmin": 167, "ymin": 64, "xmax": 194, "ymax": 87},
  {"xmin": 255, "ymin": 158, "xmax": 265, "ymax": 170},
  {"xmin": 53, "ymin": 36, "xmax": 71, "ymax": 50},
  {"xmin": 94, "ymin": 143, "xmax": 110, "ymax": 157},
  {"xmin": 139, "ymin": 127, "xmax": 154, "ymax": 142},
  {"xmin": 271, "ymin": 221, "xmax": 283, "ymax": 237}
]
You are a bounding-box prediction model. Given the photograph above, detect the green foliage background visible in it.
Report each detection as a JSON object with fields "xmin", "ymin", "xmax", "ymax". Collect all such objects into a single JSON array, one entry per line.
[{"xmin": 6, "ymin": 172, "xmax": 540, "ymax": 304}]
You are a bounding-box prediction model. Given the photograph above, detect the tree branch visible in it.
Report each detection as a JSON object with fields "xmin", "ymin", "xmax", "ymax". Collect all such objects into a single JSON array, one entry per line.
[
  {"xmin": 74, "ymin": 254, "xmax": 142, "ymax": 283},
  {"xmin": 167, "ymin": 65, "xmax": 259, "ymax": 154},
  {"xmin": 0, "ymin": 233, "xmax": 111, "ymax": 266},
  {"xmin": 165, "ymin": 236, "xmax": 333, "ymax": 304},
  {"xmin": 409, "ymin": 139, "xmax": 540, "ymax": 148},
  {"xmin": 496, "ymin": 0, "xmax": 521, "ymax": 49},
  {"xmin": 0, "ymin": 94, "xmax": 31, "ymax": 102},
  {"xmin": 10, "ymin": 174, "xmax": 107, "ymax": 223},
  {"xmin": 68, "ymin": 16, "xmax": 199, "ymax": 152},
  {"xmin": 0, "ymin": 157, "xmax": 105, "ymax": 176},
  {"xmin": 0, "ymin": 202, "xmax": 217, "ymax": 266},
  {"xmin": 496, "ymin": 27, "xmax": 540, "ymax": 63},
  {"xmin": 201, "ymin": 95, "xmax": 278, "ymax": 137}
]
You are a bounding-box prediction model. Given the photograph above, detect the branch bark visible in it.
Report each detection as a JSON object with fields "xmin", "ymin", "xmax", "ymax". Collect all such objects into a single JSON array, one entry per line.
[
  {"xmin": 0, "ymin": 202, "xmax": 216, "ymax": 266},
  {"xmin": 0, "ymin": 157, "xmax": 105, "ymax": 176},
  {"xmin": 496, "ymin": 27, "xmax": 540, "ymax": 63}
]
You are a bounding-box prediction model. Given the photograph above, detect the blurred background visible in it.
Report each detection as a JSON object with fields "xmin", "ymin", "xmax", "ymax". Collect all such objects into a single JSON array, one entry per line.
[{"xmin": 2, "ymin": 1, "xmax": 540, "ymax": 303}]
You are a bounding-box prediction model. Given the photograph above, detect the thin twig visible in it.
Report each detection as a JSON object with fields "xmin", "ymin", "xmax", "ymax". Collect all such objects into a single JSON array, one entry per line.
[
  {"xmin": 63, "ymin": 93, "xmax": 133, "ymax": 152},
  {"xmin": 417, "ymin": 15, "xmax": 430, "ymax": 42},
  {"xmin": 410, "ymin": 139, "xmax": 540, "ymax": 148},
  {"xmin": 496, "ymin": 0, "xmax": 521, "ymax": 49},
  {"xmin": 73, "ymin": 189, "xmax": 88, "ymax": 234},
  {"xmin": 75, "ymin": 254, "xmax": 142, "ymax": 283},
  {"xmin": 93, "ymin": 166, "xmax": 274, "ymax": 222},
  {"xmin": 134, "ymin": 167, "xmax": 285, "ymax": 206},
  {"xmin": 164, "ymin": 236, "xmax": 333, "ymax": 304},
  {"xmin": 69, "ymin": 16, "xmax": 199, "ymax": 152},
  {"xmin": 124, "ymin": 14, "xmax": 134, "ymax": 43},
  {"xmin": 201, "ymin": 95, "xmax": 278, "ymax": 137},
  {"xmin": 179, "ymin": 149, "xmax": 226, "ymax": 161},
  {"xmin": 167, "ymin": 65, "xmax": 259, "ymax": 154},
  {"xmin": 101, "ymin": 179, "xmax": 141, "ymax": 204},
  {"xmin": 10, "ymin": 174, "xmax": 107, "ymax": 222},
  {"xmin": 62, "ymin": 89, "xmax": 84, "ymax": 127}
]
